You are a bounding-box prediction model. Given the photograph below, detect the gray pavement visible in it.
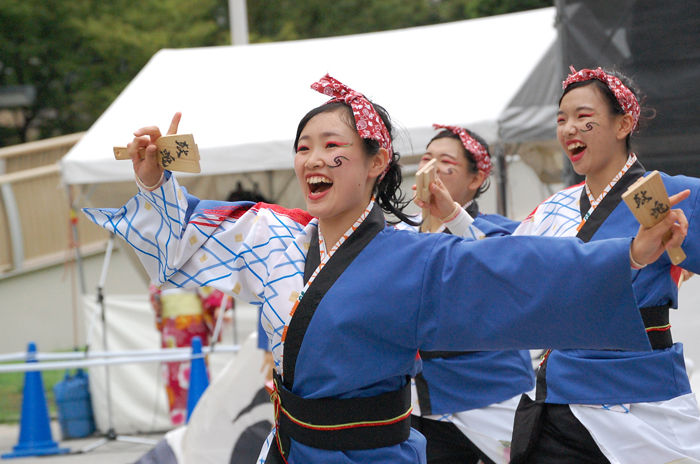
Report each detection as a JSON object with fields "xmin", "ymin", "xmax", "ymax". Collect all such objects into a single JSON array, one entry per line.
[{"xmin": 0, "ymin": 421, "xmax": 163, "ymax": 464}]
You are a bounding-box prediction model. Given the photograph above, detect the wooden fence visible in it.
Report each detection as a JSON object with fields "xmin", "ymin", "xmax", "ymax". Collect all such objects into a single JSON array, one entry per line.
[{"xmin": 0, "ymin": 133, "xmax": 107, "ymax": 278}]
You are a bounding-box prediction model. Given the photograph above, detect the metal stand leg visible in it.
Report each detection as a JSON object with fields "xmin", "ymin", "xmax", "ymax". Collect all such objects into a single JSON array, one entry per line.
[{"xmin": 79, "ymin": 234, "xmax": 158, "ymax": 453}]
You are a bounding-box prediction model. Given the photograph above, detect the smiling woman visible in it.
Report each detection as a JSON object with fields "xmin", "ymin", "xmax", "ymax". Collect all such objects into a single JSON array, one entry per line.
[
  {"xmin": 510, "ymin": 67, "xmax": 700, "ymax": 464},
  {"xmin": 556, "ymin": 71, "xmax": 638, "ymax": 201},
  {"xmin": 82, "ymin": 74, "xmax": 688, "ymax": 464},
  {"xmin": 291, "ymin": 96, "xmax": 416, "ymax": 246},
  {"xmin": 293, "ymin": 110, "xmax": 387, "ymax": 246}
]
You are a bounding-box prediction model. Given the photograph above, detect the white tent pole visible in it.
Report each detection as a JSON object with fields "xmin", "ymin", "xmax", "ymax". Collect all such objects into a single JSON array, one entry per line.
[
  {"xmin": 97, "ymin": 233, "xmax": 116, "ymax": 432},
  {"xmin": 67, "ymin": 184, "xmax": 87, "ymax": 295},
  {"xmin": 229, "ymin": 0, "xmax": 249, "ymax": 45},
  {"xmin": 85, "ymin": 234, "xmax": 115, "ymax": 351},
  {"xmin": 67, "ymin": 184, "xmax": 86, "ymax": 350},
  {"xmin": 211, "ymin": 293, "xmax": 230, "ymax": 347}
]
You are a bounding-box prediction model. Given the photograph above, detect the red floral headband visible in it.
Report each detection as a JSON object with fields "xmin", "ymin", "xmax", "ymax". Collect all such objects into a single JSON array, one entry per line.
[
  {"xmin": 562, "ymin": 66, "xmax": 640, "ymax": 130},
  {"xmin": 311, "ymin": 74, "xmax": 392, "ymax": 180},
  {"xmin": 432, "ymin": 124, "xmax": 492, "ymax": 176}
]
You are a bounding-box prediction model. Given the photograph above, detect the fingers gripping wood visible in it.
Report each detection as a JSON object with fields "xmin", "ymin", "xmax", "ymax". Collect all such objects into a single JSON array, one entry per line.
[
  {"xmin": 113, "ymin": 134, "xmax": 201, "ymax": 173},
  {"xmin": 622, "ymin": 170, "xmax": 686, "ymax": 265},
  {"xmin": 416, "ymin": 159, "xmax": 437, "ymax": 233}
]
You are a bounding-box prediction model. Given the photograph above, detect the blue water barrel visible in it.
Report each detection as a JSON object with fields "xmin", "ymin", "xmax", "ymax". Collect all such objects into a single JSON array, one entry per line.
[{"xmin": 52, "ymin": 370, "xmax": 95, "ymax": 439}]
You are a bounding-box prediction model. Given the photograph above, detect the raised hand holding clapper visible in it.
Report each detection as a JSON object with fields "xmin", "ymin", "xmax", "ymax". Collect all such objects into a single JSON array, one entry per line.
[
  {"xmin": 415, "ymin": 159, "xmax": 437, "ymax": 233},
  {"xmin": 114, "ymin": 133, "xmax": 201, "ymax": 173},
  {"xmin": 622, "ymin": 170, "xmax": 686, "ymax": 265}
]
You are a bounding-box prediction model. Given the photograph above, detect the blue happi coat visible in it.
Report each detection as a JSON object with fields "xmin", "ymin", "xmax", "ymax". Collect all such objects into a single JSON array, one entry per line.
[{"xmin": 83, "ymin": 172, "xmax": 650, "ymax": 463}]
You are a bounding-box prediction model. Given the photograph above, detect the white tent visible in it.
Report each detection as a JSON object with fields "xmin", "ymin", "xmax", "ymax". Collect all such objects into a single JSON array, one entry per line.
[
  {"xmin": 60, "ymin": 7, "xmax": 557, "ymax": 186},
  {"xmin": 57, "ymin": 9, "xmax": 559, "ymax": 434}
]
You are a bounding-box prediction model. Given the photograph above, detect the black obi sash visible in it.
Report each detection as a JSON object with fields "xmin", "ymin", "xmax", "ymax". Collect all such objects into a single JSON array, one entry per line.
[{"xmin": 266, "ymin": 205, "xmax": 413, "ymax": 462}]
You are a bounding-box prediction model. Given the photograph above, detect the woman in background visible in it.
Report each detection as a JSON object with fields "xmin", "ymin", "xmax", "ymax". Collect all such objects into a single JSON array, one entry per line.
[
  {"xmin": 405, "ymin": 124, "xmax": 533, "ymax": 464},
  {"xmin": 149, "ymin": 285, "xmax": 232, "ymax": 425},
  {"xmin": 510, "ymin": 67, "xmax": 700, "ymax": 464}
]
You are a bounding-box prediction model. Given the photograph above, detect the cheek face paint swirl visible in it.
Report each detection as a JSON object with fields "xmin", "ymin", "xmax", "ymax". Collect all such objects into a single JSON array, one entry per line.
[
  {"xmin": 580, "ymin": 122, "xmax": 599, "ymax": 133},
  {"xmin": 329, "ymin": 156, "xmax": 349, "ymax": 168},
  {"xmin": 440, "ymin": 158, "xmax": 459, "ymax": 176},
  {"xmin": 326, "ymin": 142, "xmax": 352, "ymax": 169}
]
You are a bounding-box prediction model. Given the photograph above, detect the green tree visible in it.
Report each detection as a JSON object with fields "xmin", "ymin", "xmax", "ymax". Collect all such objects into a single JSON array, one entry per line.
[
  {"xmin": 0, "ymin": 0, "xmax": 229, "ymax": 146},
  {"xmin": 0, "ymin": 0, "xmax": 552, "ymax": 147},
  {"xmin": 247, "ymin": 0, "xmax": 553, "ymax": 42}
]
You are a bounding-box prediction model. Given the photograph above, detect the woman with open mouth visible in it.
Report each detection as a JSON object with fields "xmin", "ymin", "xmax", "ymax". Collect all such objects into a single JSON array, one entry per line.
[
  {"xmin": 84, "ymin": 74, "xmax": 687, "ymax": 464},
  {"xmin": 401, "ymin": 124, "xmax": 533, "ymax": 464},
  {"xmin": 509, "ymin": 67, "xmax": 700, "ymax": 464}
]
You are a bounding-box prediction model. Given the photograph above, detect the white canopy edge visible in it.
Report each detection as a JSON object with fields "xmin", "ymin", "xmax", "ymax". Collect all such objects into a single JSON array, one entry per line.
[{"xmin": 60, "ymin": 8, "xmax": 556, "ymax": 185}]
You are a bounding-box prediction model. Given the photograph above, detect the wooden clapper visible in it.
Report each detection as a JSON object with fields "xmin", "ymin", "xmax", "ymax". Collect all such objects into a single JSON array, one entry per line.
[
  {"xmin": 415, "ymin": 159, "xmax": 437, "ymax": 233},
  {"xmin": 621, "ymin": 170, "xmax": 686, "ymax": 265},
  {"xmin": 113, "ymin": 134, "xmax": 201, "ymax": 173}
]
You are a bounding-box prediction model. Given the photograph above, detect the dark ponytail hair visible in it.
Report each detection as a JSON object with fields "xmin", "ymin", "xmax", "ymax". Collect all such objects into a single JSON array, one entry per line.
[
  {"xmin": 427, "ymin": 129, "xmax": 491, "ymax": 199},
  {"xmin": 294, "ymin": 102, "xmax": 419, "ymax": 226},
  {"xmin": 560, "ymin": 69, "xmax": 652, "ymax": 153}
]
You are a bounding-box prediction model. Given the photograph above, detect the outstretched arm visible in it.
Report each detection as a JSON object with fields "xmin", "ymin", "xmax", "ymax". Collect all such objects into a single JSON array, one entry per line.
[{"xmin": 413, "ymin": 233, "xmax": 652, "ymax": 353}]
